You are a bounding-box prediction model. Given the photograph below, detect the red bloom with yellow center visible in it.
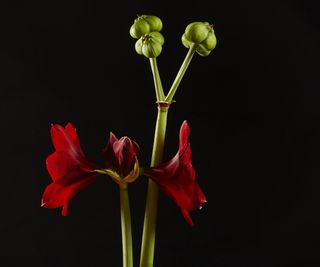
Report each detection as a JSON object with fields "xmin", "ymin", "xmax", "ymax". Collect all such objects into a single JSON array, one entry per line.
[
  {"xmin": 41, "ymin": 123, "xmax": 141, "ymax": 216},
  {"xmin": 143, "ymin": 121, "xmax": 206, "ymax": 226}
]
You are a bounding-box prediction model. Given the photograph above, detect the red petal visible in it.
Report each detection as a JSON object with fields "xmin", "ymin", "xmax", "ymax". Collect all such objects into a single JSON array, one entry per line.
[
  {"xmin": 132, "ymin": 140, "xmax": 140, "ymax": 155},
  {"xmin": 41, "ymin": 176, "xmax": 96, "ymax": 216},
  {"xmin": 103, "ymin": 132, "xmax": 119, "ymax": 170},
  {"xmin": 103, "ymin": 132, "xmax": 140, "ymax": 177},
  {"xmin": 113, "ymin": 137, "xmax": 133, "ymax": 172},
  {"xmin": 65, "ymin": 123, "xmax": 82, "ymax": 152},
  {"xmin": 46, "ymin": 152, "xmax": 67, "ymax": 182},
  {"xmin": 46, "ymin": 149, "xmax": 95, "ymax": 184},
  {"xmin": 113, "ymin": 137, "xmax": 140, "ymax": 176},
  {"xmin": 143, "ymin": 120, "xmax": 206, "ymax": 226},
  {"xmin": 181, "ymin": 209, "xmax": 195, "ymax": 227},
  {"xmin": 178, "ymin": 120, "xmax": 190, "ymax": 155},
  {"xmin": 50, "ymin": 123, "xmax": 84, "ymax": 158}
]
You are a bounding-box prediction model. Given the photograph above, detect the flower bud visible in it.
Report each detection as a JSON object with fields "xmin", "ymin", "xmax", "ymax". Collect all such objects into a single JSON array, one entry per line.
[
  {"xmin": 130, "ymin": 15, "xmax": 163, "ymax": 39},
  {"xmin": 135, "ymin": 32, "xmax": 164, "ymax": 58}
]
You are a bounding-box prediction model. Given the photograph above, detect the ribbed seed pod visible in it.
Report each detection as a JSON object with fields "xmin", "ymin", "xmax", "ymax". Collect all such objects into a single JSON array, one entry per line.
[
  {"xmin": 181, "ymin": 33, "xmax": 192, "ymax": 48},
  {"xmin": 185, "ymin": 22, "xmax": 210, "ymax": 44},
  {"xmin": 182, "ymin": 21, "xmax": 217, "ymax": 57},
  {"xmin": 135, "ymin": 32, "xmax": 164, "ymax": 58},
  {"xmin": 195, "ymin": 44, "xmax": 211, "ymax": 57},
  {"xmin": 142, "ymin": 15, "xmax": 163, "ymax": 32},
  {"xmin": 130, "ymin": 15, "xmax": 163, "ymax": 39},
  {"xmin": 201, "ymin": 31, "xmax": 217, "ymax": 51},
  {"xmin": 142, "ymin": 38, "xmax": 163, "ymax": 58},
  {"xmin": 135, "ymin": 38, "xmax": 144, "ymax": 55}
]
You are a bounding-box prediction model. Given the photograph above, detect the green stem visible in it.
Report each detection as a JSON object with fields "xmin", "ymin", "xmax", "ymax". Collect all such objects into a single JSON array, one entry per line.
[
  {"xmin": 165, "ymin": 44, "xmax": 196, "ymax": 102},
  {"xmin": 140, "ymin": 105, "xmax": 169, "ymax": 267},
  {"xmin": 140, "ymin": 44, "xmax": 197, "ymax": 267},
  {"xmin": 149, "ymin": 58, "xmax": 165, "ymax": 101},
  {"xmin": 120, "ymin": 184, "xmax": 133, "ymax": 267}
]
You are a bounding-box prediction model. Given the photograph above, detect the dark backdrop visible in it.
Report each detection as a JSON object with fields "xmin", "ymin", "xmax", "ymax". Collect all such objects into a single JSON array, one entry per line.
[{"xmin": 1, "ymin": 0, "xmax": 320, "ymax": 266}]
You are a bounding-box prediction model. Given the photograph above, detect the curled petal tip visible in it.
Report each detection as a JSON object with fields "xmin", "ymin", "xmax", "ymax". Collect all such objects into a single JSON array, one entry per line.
[
  {"xmin": 41, "ymin": 201, "xmax": 46, "ymax": 207},
  {"xmin": 123, "ymin": 157, "xmax": 140, "ymax": 183}
]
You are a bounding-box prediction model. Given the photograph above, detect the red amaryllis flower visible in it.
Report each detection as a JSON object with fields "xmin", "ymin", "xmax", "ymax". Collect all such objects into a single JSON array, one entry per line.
[
  {"xmin": 103, "ymin": 132, "xmax": 140, "ymax": 186},
  {"xmin": 41, "ymin": 123, "xmax": 98, "ymax": 216},
  {"xmin": 143, "ymin": 121, "xmax": 206, "ymax": 226}
]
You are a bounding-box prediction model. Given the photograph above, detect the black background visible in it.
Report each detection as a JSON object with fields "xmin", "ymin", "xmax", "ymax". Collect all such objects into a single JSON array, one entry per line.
[{"xmin": 1, "ymin": 0, "xmax": 320, "ymax": 266}]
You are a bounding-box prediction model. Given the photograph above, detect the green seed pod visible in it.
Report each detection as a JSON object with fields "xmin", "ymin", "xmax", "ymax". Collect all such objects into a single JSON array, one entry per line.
[
  {"xmin": 142, "ymin": 15, "xmax": 163, "ymax": 32},
  {"xmin": 130, "ymin": 19, "xmax": 150, "ymax": 39},
  {"xmin": 196, "ymin": 44, "xmax": 211, "ymax": 57},
  {"xmin": 185, "ymin": 22, "xmax": 198, "ymax": 33},
  {"xmin": 134, "ymin": 32, "xmax": 164, "ymax": 58},
  {"xmin": 182, "ymin": 21, "xmax": 217, "ymax": 55},
  {"xmin": 185, "ymin": 22, "xmax": 210, "ymax": 44},
  {"xmin": 142, "ymin": 38, "xmax": 162, "ymax": 58},
  {"xmin": 185, "ymin": 22, "xmax": 204, "ymax": 34},
  {"xmin": 135, "ymin": 38, "xmax": 144, "ymax": 55},
  {"xmin": 149, "ymin": 31, "xmax": 164, "ymax": 45},
  {"xmin": 201, "ymin": 31, "xmax": 217, "ymax": 51},
  {"xmin": 181, "ymin": 33, "xmax": 192, "ymax": 48},
  {"xmin": 129, "ymin": 15, "xmax": 163, "ymax": 39}
]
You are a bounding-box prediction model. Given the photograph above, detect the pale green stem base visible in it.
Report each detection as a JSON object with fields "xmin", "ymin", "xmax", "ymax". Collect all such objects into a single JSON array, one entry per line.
[
  {"xmin": 120, "ymin": 185, "xmax": 133, "ymax": 267},
  {"xmin": 140, "ymin": 106, "xmax": 169, "ymax": 267}
]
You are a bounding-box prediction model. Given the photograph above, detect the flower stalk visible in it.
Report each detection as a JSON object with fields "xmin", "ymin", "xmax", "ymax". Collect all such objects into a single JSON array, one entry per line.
[
  {"xmin": 120, "ymin": 184, "xmax": 134, "ymax": 267},
  {"xmin": 149, "ymin": 58, "xmax": 165, "ymax": 101},
  {"xmin": 140, "ymin": 45, "xmax": 196, "ymax": 267},
  {"xmin": 165, "ymin": 44, "xmax": 196, "ymax": 102}
]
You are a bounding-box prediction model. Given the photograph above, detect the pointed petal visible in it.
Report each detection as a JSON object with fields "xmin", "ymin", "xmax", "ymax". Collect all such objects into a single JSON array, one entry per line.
[
  {"xmin": 132, "ymin": 140, "xmax": 140, "ymax": 156},
  {"xmin": 178, "ymin": 120, "xmax": 190, "ymax": 155},
  {"xmin": 113, "ymin": 137, "xmax": 137, "ymax": 176},
  {"xmin": 50, "ymin": 123, "xmax": 84, "ymax": 158},
  {"xmin": 109, "ymin": 132, "xmax": 119, "ymax": 145},
  {"xmin": 103, "ymin": 132, "xmax": 119, "ymax": 170},
  {"xmin": 65, "ymin": 123, "xmax": 83, "ymax": 154},
  {"xmin": 181, "ymin": 209, "xmax": 195, "ymax": 226},
  {"xmin": 41, "ymin": 176, "xmax": 96, "ymax": 216},
  {"xmin": 143, "ymin": 120, "xmax": 206, "ymax": 226},
  {"xmin": 123, "ymin": 157, "xmax": 140, "ymax": 183}
]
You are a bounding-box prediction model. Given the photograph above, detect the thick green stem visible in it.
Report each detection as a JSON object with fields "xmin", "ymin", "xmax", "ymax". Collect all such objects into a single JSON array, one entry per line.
[
  {"xmin": 120, "ymin": 185, "xmax": 133, "ymax": 267},
  {"xmin": 165, "ymin": 44, "xmax": 196, "ymax": 102},
  {"xmin": 149, "ymin": 58, "xmax": 165, "ymax": 101},
  {"xmin": 140, "ymin": 105, "xmax": 169, "ymax": 267}
]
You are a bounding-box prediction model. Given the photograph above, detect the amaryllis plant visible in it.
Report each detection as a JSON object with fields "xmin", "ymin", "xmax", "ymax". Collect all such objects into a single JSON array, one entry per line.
[{"xmin": 41, "ymin": 15, "xmax": 217, "ymax": 267}]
